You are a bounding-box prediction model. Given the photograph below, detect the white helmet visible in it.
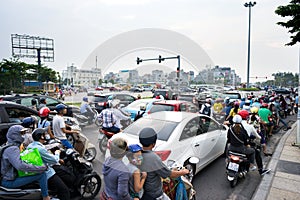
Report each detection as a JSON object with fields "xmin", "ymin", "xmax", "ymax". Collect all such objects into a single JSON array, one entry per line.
[{"xmin": 232, "ymin": 114, "xmax": 242, "ymax": 124}]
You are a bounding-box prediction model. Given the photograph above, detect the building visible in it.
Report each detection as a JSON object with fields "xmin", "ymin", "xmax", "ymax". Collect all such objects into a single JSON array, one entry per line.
[{"xmin": 62, "ymin": 64, "xmax": 102, "ymax": 87}]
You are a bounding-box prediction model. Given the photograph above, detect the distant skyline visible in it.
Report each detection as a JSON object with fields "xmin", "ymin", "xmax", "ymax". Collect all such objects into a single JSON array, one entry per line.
[{"xmin": 0, "ymin": 0, "xmax": 298, "ymax": 82}]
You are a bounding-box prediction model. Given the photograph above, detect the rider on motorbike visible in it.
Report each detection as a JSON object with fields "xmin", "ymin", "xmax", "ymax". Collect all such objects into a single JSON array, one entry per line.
[
  {"xmin": 28, "ymin": 128, "xmax": 70, "ymax": 200},
  {"xmin": 97, "ymin": 101, "xmax": 120, "ymax": 134},
  {"xmin": 227, "ymin": 115, "xmax": 256, "ymax": 171},
  {"xmin": 110, "ymin": 99, "xmax": 131, "ymax": 130},
  {"xmin": 80, "ymin": 97, "xmax": 95, "ymax": 123},
  {"xmin": 0, "ymin": 125, "xmax": 51, "ymax": 200},
  {"xmin": 238, "ymin": 110, "xmax": 271, "ymax": 176}
]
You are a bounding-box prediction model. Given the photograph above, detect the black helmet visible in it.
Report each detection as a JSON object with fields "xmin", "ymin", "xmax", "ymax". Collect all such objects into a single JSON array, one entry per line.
[
  {"xmin": 40, "ymin": 97, "xmax": 46, "ymax": 104},
  {"xmin": 32, "ymin": 128, "xmax": 47, "ymax": 141}
]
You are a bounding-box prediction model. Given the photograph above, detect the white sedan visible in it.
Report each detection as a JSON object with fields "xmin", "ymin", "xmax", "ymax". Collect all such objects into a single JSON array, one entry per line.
[{"xmin": 107, "ymin": 111, "xmax": 228, "ymax": 180}]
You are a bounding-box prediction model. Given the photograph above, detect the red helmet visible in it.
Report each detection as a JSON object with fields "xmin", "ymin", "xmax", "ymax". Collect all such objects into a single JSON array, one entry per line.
[
  {"xmin": 39, "ymin": 107, "xmax": 50, "ymax": 117},
  {"xmin": 238, "ymin": 110, "xmax": 249, "ymax": 120},
  {"xmin": 261, "ymin": 103, "xmax": 268, "ymax": 108}
]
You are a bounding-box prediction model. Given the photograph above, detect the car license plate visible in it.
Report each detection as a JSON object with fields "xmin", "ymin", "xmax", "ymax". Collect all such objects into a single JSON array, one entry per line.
[{"xmin": 227, "ymin": 162, "xmax": 239, "ymax": 172}]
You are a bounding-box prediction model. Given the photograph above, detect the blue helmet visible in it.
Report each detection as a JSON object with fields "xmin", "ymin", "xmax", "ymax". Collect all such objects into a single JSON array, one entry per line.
[
  {"xmin": 83, "ymin": 97, "xmax": 88, "ymax": 102},
  {"xmin": 22, "ymin": 116, "xmax": 38, "ymax": 128},
  {"xmin": 55, "ymin": 103, "xmax": 67, "ymax": 112},
  {"xmin": 128, "ymin": 144, "xmax": 142, "ymax": 153}
]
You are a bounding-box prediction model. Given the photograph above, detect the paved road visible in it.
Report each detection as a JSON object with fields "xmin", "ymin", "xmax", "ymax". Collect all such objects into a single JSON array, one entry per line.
[{"xmin": 68, "ymin": 91, "xmax": 297, "ymax": 199}]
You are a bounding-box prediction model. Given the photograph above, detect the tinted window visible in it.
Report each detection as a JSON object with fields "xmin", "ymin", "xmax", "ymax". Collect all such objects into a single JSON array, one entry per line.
[
  {"xmin": 125, "ymin": 118, "xmax": 178, "ymax": 141},
  {"xmin": 150, "ymin": 104, "xmax": 174, "ymax": 113},
  {"xmin": 46, "ymin": 98, "xmax": 60, "ymax": 106},
  {"xmin": 5, "ymin": 107, "xmax": 38, "ymax": 123},
  {"xmin": 91, "ymin": 96, "xmax": 107, "ymax": 102},
  {"xmin": 180, "ymin": 117, "xmax": 200, "ymax": 140}
]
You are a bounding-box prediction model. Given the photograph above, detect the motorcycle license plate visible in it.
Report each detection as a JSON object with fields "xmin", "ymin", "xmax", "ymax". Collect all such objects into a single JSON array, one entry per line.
[{"xmin": 227, "ymin": 162, "xmax": 239, "ymax": 172}]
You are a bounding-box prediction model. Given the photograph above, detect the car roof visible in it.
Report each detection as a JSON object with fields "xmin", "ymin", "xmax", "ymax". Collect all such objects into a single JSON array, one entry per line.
[{"xmin": 144, "ymin": 111, "xmax": 198, "ymax": 123}]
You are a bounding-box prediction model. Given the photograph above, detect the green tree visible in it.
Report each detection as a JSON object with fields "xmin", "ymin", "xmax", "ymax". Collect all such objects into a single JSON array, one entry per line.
[{"xmin": 275, "ymin": 0, "xmax": 300, "ymax": 46}]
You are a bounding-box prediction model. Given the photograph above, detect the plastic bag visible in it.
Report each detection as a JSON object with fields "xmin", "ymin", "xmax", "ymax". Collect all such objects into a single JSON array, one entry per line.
[{"xmin": 18, "ymin": 148, "xmax": 43, "ymax": 177}]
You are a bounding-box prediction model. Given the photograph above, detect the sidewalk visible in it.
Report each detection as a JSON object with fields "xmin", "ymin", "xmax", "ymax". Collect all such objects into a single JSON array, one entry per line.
[{"xmin": 252, "ymin": 122, "xmax": 300, "ymax": 200}]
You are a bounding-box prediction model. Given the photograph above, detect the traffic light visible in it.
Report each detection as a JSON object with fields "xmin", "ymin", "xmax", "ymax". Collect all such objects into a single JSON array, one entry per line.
[
  {"xmin": 137, "ymin": 57, "xmax": 142, "ymax": 65},
  {"xmin": 158, "ymin": 55, "xmax": 164, "ymax": 63},
  {"xmin": 177, "ymin": 66, "xmax": 180, "ymax": 78}
]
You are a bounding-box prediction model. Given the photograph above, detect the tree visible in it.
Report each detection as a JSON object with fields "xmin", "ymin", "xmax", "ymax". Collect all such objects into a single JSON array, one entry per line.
[{"xmin": 275, "ymin": 0, "xmax": 300, "ymax": 46}]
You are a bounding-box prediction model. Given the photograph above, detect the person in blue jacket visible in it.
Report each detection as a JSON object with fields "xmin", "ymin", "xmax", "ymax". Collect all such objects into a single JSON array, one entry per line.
[{"xmin": 0, "ymin": 125, "xmax": 50, "ymax": 200}]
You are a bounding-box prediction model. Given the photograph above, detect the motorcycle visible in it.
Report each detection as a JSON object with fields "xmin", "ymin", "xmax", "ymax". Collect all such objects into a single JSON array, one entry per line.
[
  {"xmin": 64, "ymin": 117, "xmax": 97, "ymax": 162},
  {"xmin": 163, "ymin": 158, "xmax": 198, "ymax": 200},
  {"xmin": 226, "ymin": 150, "xmax": 250, "ymax": 188},
  {"xmin": 98, "ymin": 117, "xmax": 131, "ymax": 153},
  {"xmin": 73, "ymin": 106, "xmax": 99, "ymax": 128},
  {"xmin": 58, "ymin": 148, "xmax": 101, "ymax": 199}
]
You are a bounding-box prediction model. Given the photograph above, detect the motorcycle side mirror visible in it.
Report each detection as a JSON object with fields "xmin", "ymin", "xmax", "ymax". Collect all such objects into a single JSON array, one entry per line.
[{"xmin": 188, "ymin": 157, "xmax": 199, "ymax": 164}]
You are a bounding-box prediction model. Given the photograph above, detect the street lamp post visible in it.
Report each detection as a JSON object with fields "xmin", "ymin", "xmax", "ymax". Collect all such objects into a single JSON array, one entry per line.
[{"xmin": 244, "ymin": 1, "xmax": 256, "ymax": 88}]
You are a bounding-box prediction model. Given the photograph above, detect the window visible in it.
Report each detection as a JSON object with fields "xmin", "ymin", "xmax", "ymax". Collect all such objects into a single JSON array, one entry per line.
[
  {"xmin": 5, "ymin": 107, "xmax": 36, "ymax": 123},
  {"xmin": 180, "ymin": 117, "xmax": 200, "ymax": 140},
  {"xmin": 46, "ymin": 97, "xmax": 59, "ymax": 107}
]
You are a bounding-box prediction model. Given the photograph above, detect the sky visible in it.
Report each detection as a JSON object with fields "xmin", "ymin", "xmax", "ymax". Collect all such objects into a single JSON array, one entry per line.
[{"xmin": 0, "ymin": 0, "xmax": 299, "ymax": 82}]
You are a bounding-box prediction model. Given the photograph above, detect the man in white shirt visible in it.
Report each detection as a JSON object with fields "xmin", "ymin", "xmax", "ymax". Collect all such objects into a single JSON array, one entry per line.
[{"xmin": 52, "ymin": 104, "xmax": 79, "ymax": 149}]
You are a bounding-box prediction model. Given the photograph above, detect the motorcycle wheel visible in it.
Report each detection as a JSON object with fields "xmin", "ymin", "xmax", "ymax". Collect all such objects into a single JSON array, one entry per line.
[
  {"xmin": 84, "ymin": 147, "xmax": 97, "ymax": 162},
  {"xmin": 79, "ymin": 174, "xmax": 101, "ymax": 200},
  {"xmin": 66, "ymin": 134, "xmax": 76, "ymax": 146},
  {"xmin": 99, "ymin": 137, "xmax": 108, "ymax": 153},
  {"xmin": 95, "ymin": 119, "xmax": 101, "ymax": 127},
  {"xmin": 230, "ymin": 178, "xmax": 238, "ymax": 188},
  {"xmin": 184, "ymin": 163, "xmax": 195, "ymax": 183}
]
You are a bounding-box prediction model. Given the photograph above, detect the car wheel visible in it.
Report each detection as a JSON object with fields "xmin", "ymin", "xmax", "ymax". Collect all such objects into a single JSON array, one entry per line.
[{"xmin": 184, "ymin": 162, "xmax": 195, "ymax": 183}]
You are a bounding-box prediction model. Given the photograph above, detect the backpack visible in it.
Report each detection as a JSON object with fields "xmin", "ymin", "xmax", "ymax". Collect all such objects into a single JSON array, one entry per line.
[
  {"xmin": 202, "ymin": 104, "xmax": 211, "ymax": 116},
  {"xmin": 0, "ymin": 143, "xmax": 14, "ymax": 180}
]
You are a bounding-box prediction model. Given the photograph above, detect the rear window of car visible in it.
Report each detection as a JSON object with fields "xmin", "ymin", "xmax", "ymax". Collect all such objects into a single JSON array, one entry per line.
[
  {"xmin": 224, "ymin": 93, "xmax": 241, "ymax": 100},
  {"xmin": 125, "ymin": 118, "xmax": 178, "ymax": 141},
  {"xmin": 150, "ymin": 104, "xmax": 174, "ymax": 113},
  {"xmin": 91, "ymin": 96, "xmax": 107, "ymax": 102}
]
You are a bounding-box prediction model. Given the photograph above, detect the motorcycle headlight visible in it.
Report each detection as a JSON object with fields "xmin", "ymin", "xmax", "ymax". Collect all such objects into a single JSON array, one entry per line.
[{"xmin": 166, "ymin": 160, "xmax": 176, "ymax": 168}]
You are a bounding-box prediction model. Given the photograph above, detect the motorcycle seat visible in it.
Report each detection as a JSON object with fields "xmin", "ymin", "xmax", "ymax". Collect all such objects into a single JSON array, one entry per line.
[
  {"xmin": 228, "ymin": 151, "xmax": 247, "ymax": 158},
  {"xmin": 101, "ymin": 129, "xmax": 115, "ymax": 138}
]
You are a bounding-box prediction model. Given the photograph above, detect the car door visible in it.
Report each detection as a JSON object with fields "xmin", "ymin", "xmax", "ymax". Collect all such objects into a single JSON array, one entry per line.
[{"xmin": 198, "ymin": 116, "xmax": 222, "ymax": 162}]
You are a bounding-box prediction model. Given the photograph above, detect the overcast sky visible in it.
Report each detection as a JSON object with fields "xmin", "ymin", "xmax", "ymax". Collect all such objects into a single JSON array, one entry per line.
[{"xmin": 0, "ymin": 0, "xmax": 298, "ymax": 82}]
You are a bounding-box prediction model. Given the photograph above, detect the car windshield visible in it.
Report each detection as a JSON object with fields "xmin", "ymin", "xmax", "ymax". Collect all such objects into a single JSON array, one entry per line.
[{"xmin": 125, "ymin": 118, "xmax": 178, "ymax": 141}]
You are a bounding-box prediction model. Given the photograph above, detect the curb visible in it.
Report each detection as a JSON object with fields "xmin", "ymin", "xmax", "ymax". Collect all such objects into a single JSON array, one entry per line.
[{"xmin": 251, "ymin": 122, "xmax": 297, "ymax": 200}]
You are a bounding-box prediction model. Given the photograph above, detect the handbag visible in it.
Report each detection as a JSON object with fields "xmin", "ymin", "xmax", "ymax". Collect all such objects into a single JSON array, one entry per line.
[{"xmin": 18, "ymin": 148, "xmax": 43, "ymax": 177}]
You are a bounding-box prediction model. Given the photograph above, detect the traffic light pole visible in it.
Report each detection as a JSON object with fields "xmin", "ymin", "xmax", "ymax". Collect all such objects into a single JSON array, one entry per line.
[{"xmin": 137, "ymin": 55, "xmax": 181, "ymax": 94}]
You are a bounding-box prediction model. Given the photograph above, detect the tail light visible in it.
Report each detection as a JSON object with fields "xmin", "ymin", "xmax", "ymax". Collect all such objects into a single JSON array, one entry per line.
[
  {"xmin": 230, "ymin": 155, "xmax": 240, "ymax": 162},
  {"xmin": 155, "ymin": 150, "xmax": 171, "ymax": 161}
]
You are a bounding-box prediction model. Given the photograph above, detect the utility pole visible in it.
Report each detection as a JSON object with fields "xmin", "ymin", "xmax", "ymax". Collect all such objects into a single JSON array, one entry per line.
[{"xmin": 244, "ymin": 1, "xmax": 256, "ymax": 88}]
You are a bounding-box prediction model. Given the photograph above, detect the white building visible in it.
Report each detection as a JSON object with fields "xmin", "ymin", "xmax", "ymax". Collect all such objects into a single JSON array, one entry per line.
[{"xmin": 62, "ymin": 65, "xmax": 102, "ymax": 87}]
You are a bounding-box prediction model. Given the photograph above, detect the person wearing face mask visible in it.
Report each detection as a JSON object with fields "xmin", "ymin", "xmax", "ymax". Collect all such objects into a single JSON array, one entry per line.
[
  {"xmin": 126, "ymin": 144, "xmax": 147, "ymax": 199},
  {"xmin": 0, "ymin": 125, "xmax": 51, "ymax": 200}
]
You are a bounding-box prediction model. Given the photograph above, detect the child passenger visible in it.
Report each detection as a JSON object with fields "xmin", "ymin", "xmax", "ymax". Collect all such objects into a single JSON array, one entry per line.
[{"xmin": 126, "ymin": 144, "xmax": 147, "ymax": 199}]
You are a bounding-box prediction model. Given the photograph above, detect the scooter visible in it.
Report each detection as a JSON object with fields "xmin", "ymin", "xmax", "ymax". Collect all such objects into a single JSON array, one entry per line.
[
  {"xmin": 163, "ymin": 158, "xmax": 198, "ymax": 200},
  {"xmin": 226, "ymin": 151, "xmax": 250, "ymax": 188},
  {"xmin": 98, "ymin": 118, "xmax": 131, "ymax": 153},
  {"xmin": 64, "ymin": 117, "xmax": 97, "ymax": 162},
  {"xmin": 59, "ymin": 148, "xmax": 101, "ymax": 199},
  {"xmin": 73, "ymin": 106, "xmax": 98, "ymax": 128}
]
